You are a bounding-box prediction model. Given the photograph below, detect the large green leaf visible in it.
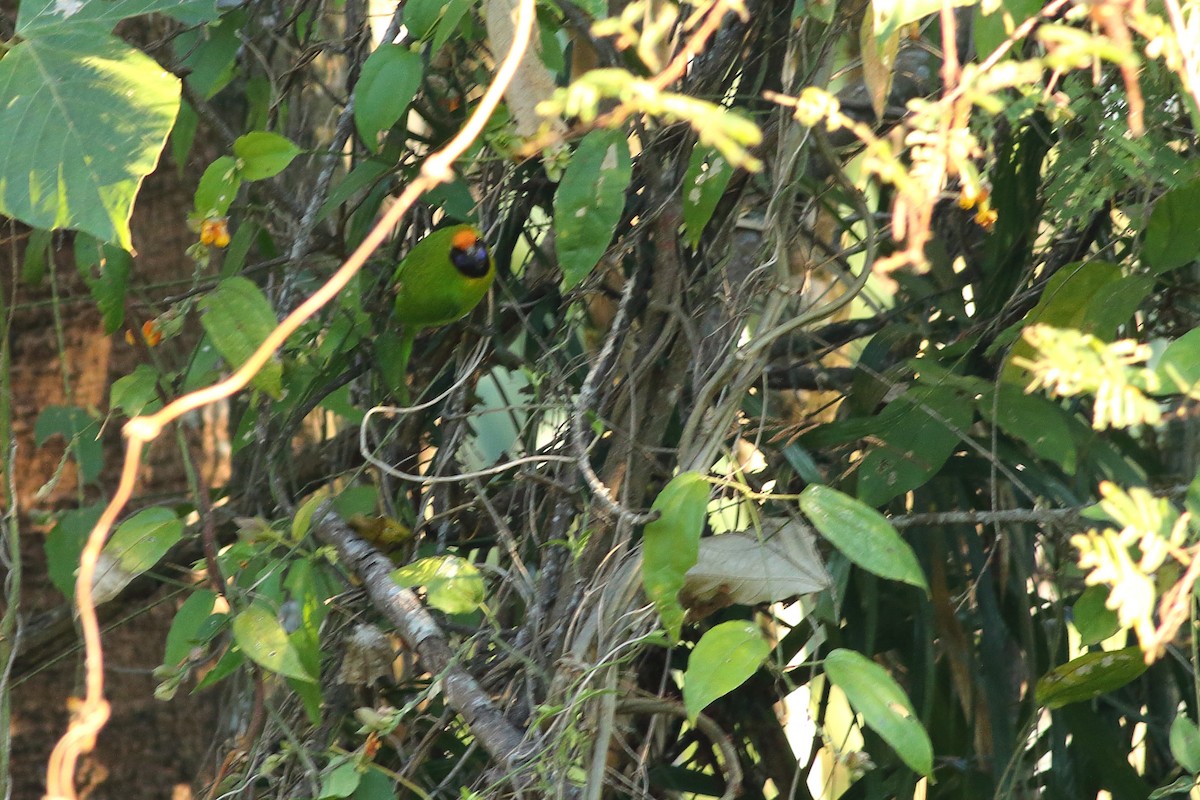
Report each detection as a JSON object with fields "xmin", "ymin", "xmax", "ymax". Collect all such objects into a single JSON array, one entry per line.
[
  {"xmin": 824, "ymin": 648, "xmax": 933, "ymax": 776},
  {"xmin": 101, "ymin": 507, "xmax": 183, "ymax": 577},
  {"xmin": 979, "ymin": 385, "xmax": 1077, "ymax": 473},
  {"xmin": 76, "ymin": 238, "xmax": 132, "ymax": 335},
  {"xmin": 92, "ymin": 506, "xmax": 184, "ymax": 602},
  {"xmin": 855, "ymin": 385, "xmax": 972, "ymax": 507},
  {"xmin": 1143, "ymin": 180, "xmax": 1200, "ymax": 273},
  {"xmin": 198, "ymin": 277, "xmax": 283, "ymax": 398},
  {"xmin": 642, "ymin": 471, "xmax": 710, "ymax": 640},
  {"xmin": 162, "ymin": 589, "xmax": 219, "ymax": 668},
  {"xmin": 231, "ymin": 602, "xmax": 315, "ymax": 682},
  {"xmin": 391, "ymin": 555, "xmax": 485, "ymax": 615},
  {"xmin": 1035, "ymin": 647, "xmax": 1147, "ymax": 709},
  {"xmin": 1156, "ymin": 327, "xmax": 1200, "ymax": 392},
  {"xmin": 682, "ymin": 144, "xmax": 734, "ymax": 247},
  {"xmin": 1072, "ymin": 586, "xmax": 1120, "ymax": 646},
  {"xmin": 555, "ymin": 129, "xmax": 632, "ymax": 290},
  {"xmin": 683, "ymin": 621, "xmax": 770, "ymax": 721},
  {"xmin": 35, "ymin": 405, "xmax": 103, "ymax": 483},
  {"xmin": 233, "ymin": 132, "xmax": 301, "ymax": 181},
  {"xmin": 16, "ymin": 0, "xmax": 217, "ymax": 36},
  {"xmin": 973, "ymin": 0, "xmax": 1041, "ymax": 57},
  {"xmin": 0, "ymin": 33, "xmax": 181, "ymax": 249},
  {"xmin": 1002, "ymin": 261, "xmax": 1125, "ymax": 381},
  {"xmin": 1170, "ymin": 716, "xmax": 1200, "ymax": 774},
  {"xmin": 44, "ymin": 503, "xmax": 105, "ymax": 598},
  {"xmin": 174, "ymin": 11, "xmax": 243, "ymax": 99},
  {"xmin": 871, "ymin": 0, "xmax": 975, "ymax": 42},
  {"xmin": 353, "ymin": 45, "xmax": 423, "ymax": 152},
  {"xmin": 799, "ymin": 484, "xmax": 927, "ymax": 591},
  {"xmin": 110, "ymin": 364, "xmax": 162, "ymax": 418}
]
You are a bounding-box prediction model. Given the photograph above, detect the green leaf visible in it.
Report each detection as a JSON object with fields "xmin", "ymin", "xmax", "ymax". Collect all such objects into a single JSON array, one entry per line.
[
  {"xmin": 320, "ymin": 759, "xmax": 361, "ymax": 799},
  {"xmin": 871, "ymin": 0, "xmax": 975, "ymax": 43},
  {"xmin": 855, "ymin": 384, "xmax": 972, "ymax": 507},
  {"xmin": 44, "ymin": 503, "xmax": 105, "ymax": 598},
  {"xmin": 35, "ymin": 405, "xmax": 103, "ymax": 483},
  {"xmin": 1156, "ymin": 327, "xmax": 1200, "ymax": 392},
  {"xmin": 174, "ymin": 19, "xmax": 240, "ymax": 98},
  {"xmin": 642, "ymin": 471, "xmax": 710, "ymax": 640},
  {"xmin": 0, "ymin": 33, "xmax": 181, "ymax": 249},
  {"xmin": 973, "ymin": 0, "xmax": 1041, "ymax": 57},
  {"xmin": 285, "ymin": 559, "xmax": 337, "ymax": 643},
  {"xmin": 1144, "ymin": 180, "xmax": 1200, "ymax": 273},
  {"xmin": 350, "ymin": 769, "xmax": 394, "ymax": 800},
  {"xmin": 162, "ymin": 589, "xmax": 219, "ymax": 668},
  {"xmin": 799, "ymin": 484, "xmax": 927, "ymax": 591},
  {"xmin": 198, "ymin": 276, "xmax": 283, "ymax": 398},
  {"xmin": 110, "ymin": 364, "xmax": 162, "ymax": 418},
  {"xmin": 233, "ymin": 132, "xmax": 301, "ymax": 181},
  {"xmin": 174, "ymin": 11, "xmax": 243, "ymax": 99},
  {"xmin": 803, "ymin": 0, "xmax": 837, "ymax": 23},
  {"xmin": 171, "ymin": 100, "xmax": 199, "ymax": 177},
  {"xmin": 1187, "ymin": 465, "xmax": 1200, "ymax": 522},
  {"xmin": 1035, "ymin": 646, "xmax": 1147, "ymax": 709},
  {"xmin": 391, "ymin": 556, "xmax": 485, "ymax": 614},
  {"xmin": 101, "ymin": 507, "xmax": 183, "ymax": 576},
  {"xmin": 231, "ymin": 602, "xmax": 315, "ymax": 682},
  {"xmin": 683, "ymin": 620, "xmax": 770, "ymax": 721},
  {"xmin": 354, "ymin": 45, "xmax": 423, "ymax": 151},
  {"xmin": 1073, "ymin": 586, "xmax": 1121, "ymax": 646},
  {"xmin": 292, "ymin": 492, "xmax": 329, "ymax": 543},
  {"xmin": 21, "ymin": 228, "xmax": 52, "ymax": 285},
  {"xmin": 317, "ymin": 158, "xmax": 393, "ymax": 223},
  {"xmin": 195, "ymin": 156, "xmax": 243, "ymax": 217},
  {"xmin": 861, "ymin": 12, "xmax": 898, "ymax": 121},
  {"xmin": 1083, "ymin": 275, "xmax": 1153, "ymax": 337},
  {"xmin": 1170, "ymin": 716, "xmax": 1200, "ymax": 774},
  {"xmin": 17, "ymin": 0, "xmax": 218, "ymax": 36},
  {"xmin": 333, "ymin": 485, "xmax": 379, "ymax": 519},
  {"xmin": 824, "ymin": 648, "xmax": 933, "ymax": 776},
  {"xmin": 1003, "ymin": 261, "xmax": 1122, "ymax": 380},
  {"xmin": 554, "ymin": 128, "xmax": 632, "ymax": 290},
  {"xmin": 1149, "ymin": 776, "xmax": 1200, "ymax": 800},
  {"xmin": 682, "ymin": 144, "xmax": 734, "ymax": 247},
  {"xmin": 76, "ymin": 242, "xmax": 132, "ymax": 335},
  {"xmin": 979, "ymin": 386, "xmax": 1077, "ymax": 473},
  {"xmin": 194, "ymin": 646, "xmax": 245, "ymax": 691},
  {"xmin": 431, "ymin": 0, "xmax": 475, "ymax": 55},
  {"xmin": 404, "ymin": 0, "xmax": 448, "ymax": 39}
]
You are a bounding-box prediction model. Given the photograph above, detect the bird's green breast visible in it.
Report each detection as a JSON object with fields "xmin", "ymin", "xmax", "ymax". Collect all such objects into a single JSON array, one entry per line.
[{"xmin": 392, "ymin": 224, "xmax": 494, "ymax": 329}]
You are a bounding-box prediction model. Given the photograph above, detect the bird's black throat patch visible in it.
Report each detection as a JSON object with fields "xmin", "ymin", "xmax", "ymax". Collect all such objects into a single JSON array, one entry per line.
[{"xmin": 450, "ymin": 242, "xmax": 490, "ymax": 278}]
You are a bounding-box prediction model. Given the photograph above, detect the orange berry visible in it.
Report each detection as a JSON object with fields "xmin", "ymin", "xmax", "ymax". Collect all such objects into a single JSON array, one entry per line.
[
  {"xmin": 141, "ymin": 319, "xmax": 163, "ymax": 347},
  {"xmin": 200, "ymin": 217, "xmax": 231, "ymax": 248},
  {"xmin": 975, "ymin": 206, "xmax": 998, "ymax": 232}
]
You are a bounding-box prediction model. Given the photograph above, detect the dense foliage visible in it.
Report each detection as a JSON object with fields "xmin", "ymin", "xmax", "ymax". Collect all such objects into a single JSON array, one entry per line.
[{"xmin": 4, "ymin": 0, "xmax": 1200, "ymax": 798}]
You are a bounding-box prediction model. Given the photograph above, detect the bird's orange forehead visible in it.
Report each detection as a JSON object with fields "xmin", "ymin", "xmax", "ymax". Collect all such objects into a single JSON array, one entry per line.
[{"xmin": 451, "ymin": 228, "xmax": 479, "ymax": 251}]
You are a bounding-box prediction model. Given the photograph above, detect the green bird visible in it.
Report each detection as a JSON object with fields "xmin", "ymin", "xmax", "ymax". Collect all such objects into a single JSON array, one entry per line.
[{"xmin": 391, "ymin": 224, "xmax": 494, "ymax": 402}]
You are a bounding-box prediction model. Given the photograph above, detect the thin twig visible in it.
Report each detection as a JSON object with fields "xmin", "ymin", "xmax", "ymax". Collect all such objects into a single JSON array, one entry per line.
[
  {"xmin": 891, "ymin": 506, "xmax": 1082, "ymax": 529},
  {"xmin": 615, "ymin": 697, "xmax": 743, "ymax": 800},
  {"xmin": 571, "ymin": 258, "xmax": 660, "ymax": 526}
]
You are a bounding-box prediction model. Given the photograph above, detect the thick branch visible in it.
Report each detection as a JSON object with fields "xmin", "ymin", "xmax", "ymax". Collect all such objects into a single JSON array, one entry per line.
[{"xmin": 311, "ymin": 503, "xmax": 529, "ymax": 766}]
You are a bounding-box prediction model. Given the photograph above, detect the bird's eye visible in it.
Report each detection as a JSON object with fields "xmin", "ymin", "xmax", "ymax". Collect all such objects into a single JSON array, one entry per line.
[{"xmin": 450, "ymin": 241, "xmax": 490, "ymax": 278}]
